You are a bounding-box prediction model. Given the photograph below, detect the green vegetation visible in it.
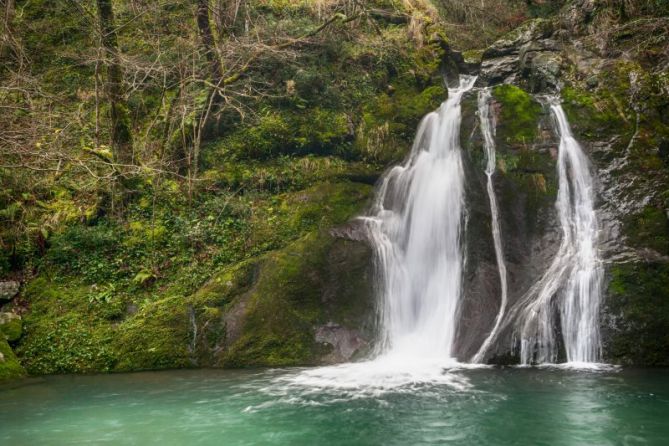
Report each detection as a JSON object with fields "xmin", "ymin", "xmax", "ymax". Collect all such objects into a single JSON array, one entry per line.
[
  {"xmin": 0, "ymin": 0, "xmax": 454, "ymax": 375},
  {"xmin": 493, "ymin": 84, "xmax": 543, "ymax": 145},
  {"xmin": 606, "ymin": 263, "xmax": 669, "ymax": 366},
  {"xmin": 0, "ymin": 339, "xmax": 26, "ymax": 381}
]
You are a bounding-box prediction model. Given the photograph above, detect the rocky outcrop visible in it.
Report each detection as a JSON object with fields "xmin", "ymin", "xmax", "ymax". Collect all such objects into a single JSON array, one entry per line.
[
  {"xmin": 458, "ymin": 4, "xmax": 669, "ymax": 365},
  {"xmin": 183, "ymin": 229, "xmax": 376, "ymax": 368},
  {"xmin": 478, "ymin": 19, "xmax": 563, "ymax": 92},
  {"xmin": 454, "ymin": 87, "xmax": 562, "ymax": 362}
]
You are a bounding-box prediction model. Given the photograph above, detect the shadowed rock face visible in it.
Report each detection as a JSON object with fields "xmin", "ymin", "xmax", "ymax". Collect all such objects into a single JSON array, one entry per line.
[{"xmin": 453, "ymin": 91, "xmax": 562, "ymax": 362}]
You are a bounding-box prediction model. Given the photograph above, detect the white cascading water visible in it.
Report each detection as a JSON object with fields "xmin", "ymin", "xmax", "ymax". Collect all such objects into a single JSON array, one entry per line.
[
  {"xmin": 271, "ymin": 77, "xmax": 479, "ymax": 392},
  {"xmin": 516, "ymin": 100, "xmax": 603, "ymax": 365},
  {"xmin": 364, "ymin": 75, "xmax": 477, "ymax": 362},
  {"xmin": 471, "ymin": 88, "xmax": 509, "ymax": 364},
  {"xmin": 274, "ymin": 86, "xmax": 605, "ymax": 396}
]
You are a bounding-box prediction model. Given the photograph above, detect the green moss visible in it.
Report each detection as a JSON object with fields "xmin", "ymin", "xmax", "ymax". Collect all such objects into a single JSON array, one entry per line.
[
  {"xmin": 462, "ymin": 49, "xmax": 484, "ymax": 64},
  {"xmin": 215, "ymin": 108, "xmax": 351, "ymax": 160},
  {"xmin": 624, "ymin": 206, "xmax": 669, "ymax": 254},
  {"xmin": 355, "ymin": 84, "xmax": 447, "ymax": 162},
  {"xmin": 223, "ymin": 232, "xmax": 335, "ymax": 367},
  {"xmin": 493, "ymin": 85, "xmax": 542, "ymax": 145},
  {"xmin": 561, "ymin": 86, "xmax": 628, "ymax": 140},
  {"xmin": 606, "ymin": 263, "xmax": 669, "ymax": 366},
  {"xmin": 18, "ymin": 312, "xmax": 116, "ymax": 375},
  {"xmin": 0, "ymin": 313, "xmax": 22, "ymax": 342},
  {"xmin": 16, "ymin": 278, "xmax": 117, "ymax": 375},
  {"xmin": 113, "ymin": 295, "xmax": 191, "ymax": 372},
  {"xmin": 0, "ymin": 338, "xmax": 26, "ymax": 382}
]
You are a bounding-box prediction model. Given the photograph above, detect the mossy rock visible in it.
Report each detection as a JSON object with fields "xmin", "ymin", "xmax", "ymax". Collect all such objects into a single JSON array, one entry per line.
[
  {"xmin": 355, "ymin": 84, "xmax": 447, "ymax": 163},
  {"xmin": 561, "ymin": 85, "xmax": 629, "ymax": 141},
  {"xmin": 110, "ymin": 228, "xmax": 375, "ymax": 370},
  {"xmin": 493, "ymin": 84, "xmax": 543, "ymax": 146},
  {"xmin": 0, "ymin": 338, "xmax": 26, "ymax": 382},
  {"xmin": 220, "ymin": 230, "xmax": 375, "ymax": 367},
  {"xmin": 0, "ymin": 312, "xmax": 22, "ymax": 342},
  {"xmin": 113, "ymin": 295, "xmax": 192, "ymax": 372},
  {"xmin": 604, "ymin": 262, "xmax": 669, "ymax": 366}
]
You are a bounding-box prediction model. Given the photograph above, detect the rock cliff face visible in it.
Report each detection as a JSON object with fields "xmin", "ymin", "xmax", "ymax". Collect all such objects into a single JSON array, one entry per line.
[{"xmin": 452, "ymin": 2, "xmax": 669, "ymax": 365}]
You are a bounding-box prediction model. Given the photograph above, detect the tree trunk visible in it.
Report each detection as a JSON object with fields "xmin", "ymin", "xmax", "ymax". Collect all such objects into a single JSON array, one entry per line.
[
  {"xmin": 97, "ymin": 0, "xmax": 133, "ymax": 166},
  {"xmin": 196, "ymin": 0, "xmax": 222, "ymax": 84},
  {"xmin": 1, "ymin": 0, "xmax": 16, "ymax": 59}
]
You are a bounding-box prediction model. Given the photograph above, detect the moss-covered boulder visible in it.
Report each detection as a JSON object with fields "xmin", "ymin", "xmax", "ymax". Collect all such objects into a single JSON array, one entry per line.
[
  {"xmin": 0, "ymin": 312, "xmax": 22, "ymax": 342},
  {"xmin": 0, "ymin": 312, "xmax": 25, "ymax": 381},
  {"xmin": 0, "ymin": 338, "xmax": 26, "ymax": 382},
  {"xmin": 112, "ymin": 228, "xmax": 375, "ymax": 370}
]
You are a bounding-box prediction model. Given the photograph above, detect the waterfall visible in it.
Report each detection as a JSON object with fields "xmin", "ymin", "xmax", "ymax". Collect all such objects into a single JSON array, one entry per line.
[
  {"xmin": 472, "ymin": 88, "xmax": 509, "ymax": 363},
  {"xmin": 552, "ymin": 102, "xmax": 603, "ymax": 364},
  {"xmin": 364, "ymin": 76, "xmax": 477, "ymax": 362},
  {"xmin": 516, "ymin": 100, "xmax": 603, "ymax": 365}
]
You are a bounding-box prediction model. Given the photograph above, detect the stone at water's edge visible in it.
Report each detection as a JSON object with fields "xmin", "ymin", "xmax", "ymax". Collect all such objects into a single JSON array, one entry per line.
[
  {"xmin": 0, "ymin": 283, "xmax": 25, "ymax": 381},
  {"xmin": 0, "ymin": 312, "xmax": 25, "ymax": 381},
  {"xmin": 0, "ymin": 312, "xmax": 22, "ymax": 342}
]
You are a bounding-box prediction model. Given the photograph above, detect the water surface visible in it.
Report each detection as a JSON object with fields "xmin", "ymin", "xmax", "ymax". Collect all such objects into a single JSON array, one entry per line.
[{"xmin": 1, "ymin": 367, "xmax": 668, "ymax": 445}]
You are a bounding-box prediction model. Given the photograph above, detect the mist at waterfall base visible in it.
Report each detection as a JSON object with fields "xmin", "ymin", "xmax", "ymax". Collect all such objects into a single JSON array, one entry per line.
[{"xmin": 2, "ymin": 368, "xmax": 669, "ymax": 445}]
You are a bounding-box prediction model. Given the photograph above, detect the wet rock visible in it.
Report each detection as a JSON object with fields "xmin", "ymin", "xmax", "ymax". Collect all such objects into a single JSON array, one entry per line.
[
  {"xmin": 329, "ymin": 219, "xmax": 370, "ymax": 243},
  {"xmin": 478, "ymin": 19, "xmax": 562, "ymax": 93},
  {"xmin": 480, "ymin": 55, "xmax": 519, "ymax": 86},
  {"xmin": 315, "ymin": 322, "xmax": 368, "ymax": 363}
]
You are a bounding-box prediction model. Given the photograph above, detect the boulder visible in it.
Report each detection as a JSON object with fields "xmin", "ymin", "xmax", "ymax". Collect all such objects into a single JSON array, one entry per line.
[
  {"xmin": 0, "ymin": 281, "xmax": 19, "ymax": 302},
  {"xmin": 0, "ymin": 312, "xmax": 22, "ymax": 342},
  {"xmin": 0, "ymin": 338, "xmax": 26, "ymax": 381}
]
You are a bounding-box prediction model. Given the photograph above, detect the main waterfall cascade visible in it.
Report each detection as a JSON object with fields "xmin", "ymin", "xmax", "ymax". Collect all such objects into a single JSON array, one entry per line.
[
  {"xmin": 364, "ymin": 75, "xmax": 477, "ymax": 362},
  {"xmin": 471, "ymin": 88, "xmax": 509, "ymax": 364},
  {"xmin": 275, "ymin": 77, "xmax": 478, "ymax": 391}
]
